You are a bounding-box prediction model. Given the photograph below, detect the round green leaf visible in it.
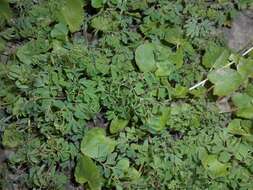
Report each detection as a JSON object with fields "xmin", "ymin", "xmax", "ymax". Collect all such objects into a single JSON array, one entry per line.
[{"xmin": 135, "ymin": 43, "xmax": 157, "ymax": 72}]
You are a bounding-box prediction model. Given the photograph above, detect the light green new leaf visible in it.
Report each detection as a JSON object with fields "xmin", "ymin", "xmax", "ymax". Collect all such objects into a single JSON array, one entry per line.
[
  {"xmin": 201, "ymin": 154, "xmax": 230, "ymax": 178},
  {"xmin": 75, "ymin": 154, "xmax": 103, "ymax": 190},
  {"xmin": 58, "ymin": 0, "xmax": 84, "ymax": 32},
  {"xmin": 203, "ymin": 43, "xmax": 230, "ymax": 69},
  {"xmin": 110, "ymin": 118, "xmax": 129, "ymax": 134},
  {"xmin": 135, "ymin": 43, "xmax": 157, "ymax": 72},
  {"xmin": 207, "ymin": 68, "xmax": 243, "ymax": 96},
  {"xmin": 81, "ymin": 128, "xmax": 116, "ymax": 159},
  {"xmin": 237, "ymin": 58, "xmax": 253, "ymax": 79}
]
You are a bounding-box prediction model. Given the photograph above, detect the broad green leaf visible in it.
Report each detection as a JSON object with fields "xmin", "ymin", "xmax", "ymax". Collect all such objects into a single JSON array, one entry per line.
[
  {"xmin": 81, "ymin": 128, "xmax": 116, "ymax": 159},
  {"xmin": 170, "ymin": 47, "xmax": 184, "ymax": 68},
  {"xmin": 172, "ymin": 85, "xmax": 188, "ymax": 98},
  {"xmin": 2, "ymin": 126, "xmax": 24, "ymax": 148},
  {"xmin": 75, "ymin": 154, "xmax": 103, "ymax": 190},
  {"xmin": 0, "ymin": 37, "xmax": 5, "ymax": 52},
  {"xmin": 164, "ymin": 27, "xmax": 184, "ymax": 45},
  {"xmin": 232, "ymin": 93, "xmax": 253, "ymax": 119},
  {"xmin": 155, "ymin": 60, "xmax": 174, "ymax": 77},
  {"xmin": 135, "ymin": 43, "xmax": 157, "ymax": 72},
  {"xmin": 201, "ymin": 154, "xmax": 230, "ymax": 178},
  {"xmin": 145, "ymin": 107, "xmax": 170, "ymax": 133},
  {"xmin": 207, "ymin": 68, "xmax": 243, "ymax": 96},
  {"xmin": 236, "ymin": 107, "xmax": 253, "ymax": 119},
  {"xmin": 203, "ymin": 43, "xmax": 230, "ymax": 69},
  {"xmin": 0, "ymin": 0, "xmax": 12, "ymax": 20},
  {"xmin": 58, "ymin": 0, "xmax": 84, "ymax": 32},
  {"xmin": 50, "ymin": 23, "xmax": 68, "ymax": 40},
  {"xmin": 237, "ymin": 58, "xmax": 253, "ymax": 78},
  {"xmin": 91, "ymin": 0, "xmax": 106, "ymax": 8},
  {"xmin": 227, "ymin": 119, "xmax": 253, "ymax": 142},
  {"xmin": 110, "ymin": 118, "xmax": 128, "ymax": 134},
  {"xmin": 16, "ymin": 39, "xmax": 50, "ymax": 64},
  {"xmin": 116, "ymin": 158, "xmax": 130, "ymax": 171}
]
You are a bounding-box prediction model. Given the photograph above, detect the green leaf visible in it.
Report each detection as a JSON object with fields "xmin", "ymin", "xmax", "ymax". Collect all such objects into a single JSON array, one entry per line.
[
  {"xmin": 116, "ymin": 158, "xmax": 130, "ymax": 171},
  {"xmin": 0, "ymin": 0, "xmax": 12, "ymax": 21},
  {"xmin": 110, "ymin": 118, "xmax": 129, "ymax": 134},
  {"xmin": 135, "ymin": 43, "xmax": 157, "ymax": 72},
  {"xmin": 227, "ymin": 119, "xmax": 253, "ymax": 142},
  {"xmin": 237, "ymin": 58, "xmax": 253, "ymax": 79},
  {"xmin": 201, "ymin": 154, "xmax": 230, "ymax": 178},
  {"xmin": 58, "ymin": 0, "xmax": 84, "ymax": 32},
  {"xmin": 170, "ymin": 47, "xmax": 184, "ymax": 68},
  {"xmin": 81, "ymin": 128, "xmax": 117, "ymax": 159},
  {"xmin": 2, "ymin": 126, "xmax": 24, "ymax": 148},
  {"xmin": 75, "ymin": 154, "xmax": 103, "ymax": 190},
  {"xmin": 207, "ymin": 68, "xmax": 243, "ymax": 96},
  {"xmin": 145, "ymin": 107, "xmax": 170, "ymax": 133},
  {"xmin": 91, "ymin": 0, "xmax": 106, "ymax": 8},
  {"xmin": 50, "ymin": 23, "xmax": 68, "ymax": 40},
  {"xmin": 203, "ymin": 43, "xmax": 230, "ymax": 69},
  {"xmin": 232, "ymin": 93, "xmax": 253, "ymax": 119},
  {"xmin": 155, "ymin": 60, "xmax": 174, "ymax": 77}
]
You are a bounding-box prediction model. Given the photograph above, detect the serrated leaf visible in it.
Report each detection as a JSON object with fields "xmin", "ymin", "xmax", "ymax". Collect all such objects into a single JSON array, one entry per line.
[
  {"xmin": 207, "ymin": 68, "xmax": 243, "ymax": 96},
  {"xmin": 81, "ymin": 128, "xmax": 116, "ymax": 159},
  {"xmin": 135, "ymin": 43, "xmax": 157, "ymax": 72},
  {"xmin": 58, "ymin": 0, "xmax": 84, "ymax": 32},
  {"xmin": 110, "ymin": 118, "xmax": 128, "ymax": 134},
  {"xmin": 203, "ymin": 43, "xmax": 230, "ymax": 69},
  {"xmin": 75, "ymin": 154, "xmax": 103, "ymax": 190},
  {"xmin": 201, "ymin": 154, "xmax": 230, "ymax": 178}
]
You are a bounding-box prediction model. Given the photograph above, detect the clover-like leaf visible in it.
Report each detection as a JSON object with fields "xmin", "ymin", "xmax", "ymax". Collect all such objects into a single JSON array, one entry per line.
[
  {"xmin": 75, "ymin": 154, "xmax": 103, "ymax": 190},
  {"xmin": 207, "ymin": 68, "xmax": 243, "ymax": 96},
  {"xmin": 81, "ymin": 128, "xmax": 116, "ymax": 159},
  {"xmin": 135, "ymin": 43, "xmax": 157, "ymax": 72}
]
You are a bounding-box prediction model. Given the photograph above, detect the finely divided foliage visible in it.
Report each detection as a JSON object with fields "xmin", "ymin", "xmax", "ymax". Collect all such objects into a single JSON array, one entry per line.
[{"xmin": 0, "ymin": 0, "xmax": 253, "ymax": 190}]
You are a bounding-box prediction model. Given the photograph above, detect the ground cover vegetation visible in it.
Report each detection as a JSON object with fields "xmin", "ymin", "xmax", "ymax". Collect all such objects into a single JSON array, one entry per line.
[{"xmin": 0, "ymin": 0, "xmax": 253, "ymax": 189}]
